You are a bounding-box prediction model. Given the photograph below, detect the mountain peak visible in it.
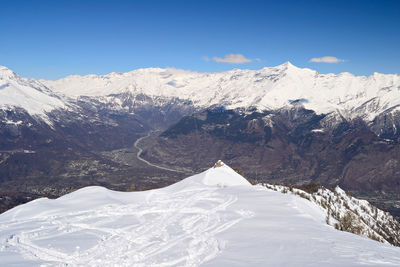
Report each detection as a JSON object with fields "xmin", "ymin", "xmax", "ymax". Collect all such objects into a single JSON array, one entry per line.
[
  {"xmin": 272, "ymin": 61, "xmax": 308, "ymax": 75},
  {"xmin": 197, "ymin": 161, "xmax": 251, "ymax": 187},
  {"xmin": 0, "ymin": 66, "xmax": 18, "ymax": 79},
  {"xmin": 213, "ymin": 160, "xmax": 225, "ymax": 168},
  {"xmin": 283, "ymin": 61, "xmax": 294, "ymax": 67},
  {"xmin": 277, "ymin": 61, "xmax": 297, "ymax": 69},
  {"xmin": 0, "ymin": 65, "xmax": 11, "ymax": 71},
  {"xmin": 0, "ymin": 65, "xmax": 65, "ymax": 117}
]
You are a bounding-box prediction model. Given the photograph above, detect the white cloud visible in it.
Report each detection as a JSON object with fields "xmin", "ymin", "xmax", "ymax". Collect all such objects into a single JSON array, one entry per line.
[
  {"xmin": 202, "ymin": 56, "xmax": 210, "ymax": 62},
  {"xmin": 213, "ymin": 54, "xmax": 252, "ymax": 64},
  {"xmin": 309, "ymin": 56, "xmax": 345, "ymax": 63}
]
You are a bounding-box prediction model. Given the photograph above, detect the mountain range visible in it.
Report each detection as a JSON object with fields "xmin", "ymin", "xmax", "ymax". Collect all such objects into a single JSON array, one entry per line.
[{"xmin": 1, "ymin": 63, "xmax": 400, "ymax": 218}]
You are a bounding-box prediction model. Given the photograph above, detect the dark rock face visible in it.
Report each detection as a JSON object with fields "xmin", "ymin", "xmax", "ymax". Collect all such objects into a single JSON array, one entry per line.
[
  {"xmin": 370, "ymin": 108, "xmax": 400, "ymax": 139},
  {"xmin": 142, "ymin": 105, "xmax": 400, "ymax": 217}
]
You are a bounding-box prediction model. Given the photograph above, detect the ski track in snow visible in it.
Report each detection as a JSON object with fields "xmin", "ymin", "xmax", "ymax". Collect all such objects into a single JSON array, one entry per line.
[
  {"xmin": 134, "ymin": 132, "xmax": 187, "ymax": 173},
  {"xmin": 1, "ymin": 187, "xmax": 247, "ymax": 266}
]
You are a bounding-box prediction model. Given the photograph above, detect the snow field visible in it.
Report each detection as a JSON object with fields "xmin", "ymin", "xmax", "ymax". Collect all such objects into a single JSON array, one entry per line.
[{"xmin": 0, "ymin": 164, "xmax": 400, "ymax": 266}]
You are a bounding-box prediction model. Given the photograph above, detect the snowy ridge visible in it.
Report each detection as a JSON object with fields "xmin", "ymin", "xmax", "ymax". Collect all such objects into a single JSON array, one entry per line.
[
  {"xmin": 0, "ymin": 66, "xmax": 66, "ymax": 118},
  {"xmin": 1, "ymin": 162, "xmax": 399, "ymax": 266},
  {"xmin": 262, "ymin": 183, "xmax": 400, "ymax": 246},
  {"xmin": 41, "ymin": 62, "xmax": 400, "ymax": 122},
  {"xmin": 2, "ymin": 63, "xmax": 400, "ymax": 123}
]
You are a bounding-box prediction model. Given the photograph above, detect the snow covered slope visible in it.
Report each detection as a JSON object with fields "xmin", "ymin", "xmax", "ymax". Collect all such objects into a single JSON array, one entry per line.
[
  {"xmin": 0, "ymin": 66, "xmax": 65, "ymax": 117},
  {"xmin": 42, "ymin": 63, "xmax": 400, "ymax": 121},
  {"xmin": 263, "ymin": 183, "xmax": 400, "ymax": 246},
  {"xmin": 1, "ymin": 162, "xmax": 399, "ymax": 266}
]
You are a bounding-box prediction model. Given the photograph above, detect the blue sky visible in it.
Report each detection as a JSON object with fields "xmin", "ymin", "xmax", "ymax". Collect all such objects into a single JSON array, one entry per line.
[{"xmin": 1, "ymin": 0, "xmax": 399, "ymax": 79}]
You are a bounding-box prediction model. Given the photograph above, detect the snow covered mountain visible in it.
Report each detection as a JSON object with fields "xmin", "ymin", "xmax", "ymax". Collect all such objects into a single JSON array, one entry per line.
[
  {"xmin": 1, "ymin": 162, "xmax": 399, "ymax": 266},
  {"xmin": 2, "ymin": 63, "xmax": 400, "ymax": 227},
  {"xmin": 41, "ymin": 62, "xmax": 400, "ymax": 123},
  {"xmin": 0, "ymin": 66, "xmax": 66, "ymax": 119},
  {"xmin": 2, "ymin": 62, "xmax": 400, "ymax": 129}
]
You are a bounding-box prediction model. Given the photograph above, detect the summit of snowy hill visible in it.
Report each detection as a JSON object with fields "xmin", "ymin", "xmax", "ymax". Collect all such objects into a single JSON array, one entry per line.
[
  {"xmin": 0, "ymin": 66, "xmax": 65, "ymax": 117},
  {"xmin": 40, "ymin": 63, "xmax": 400, "ymax": 122},
  {"xmin": 1, "ymin": 163, "xmax": 399, "ymax": 266},
  {"xmin": 181, "ymin": 160, "xmax": 251, "ymax": 187}
]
